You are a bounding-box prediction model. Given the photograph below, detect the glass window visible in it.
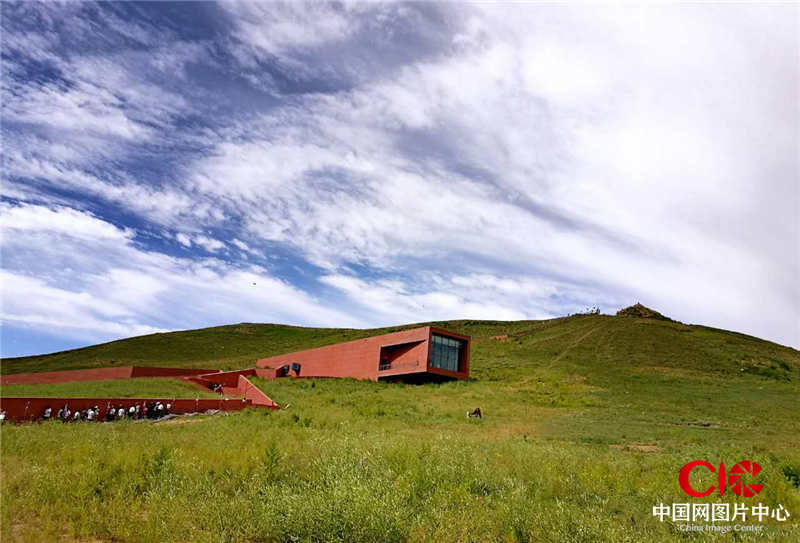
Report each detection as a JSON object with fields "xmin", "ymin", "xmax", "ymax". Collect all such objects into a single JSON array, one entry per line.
[{"xmin": 430, "ymin": 334, "xmax": 463, "ymax": 372}]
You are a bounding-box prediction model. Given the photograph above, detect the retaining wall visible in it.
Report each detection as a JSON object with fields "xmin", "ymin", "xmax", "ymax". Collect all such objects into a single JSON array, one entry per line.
[
  {"xmin": 0, "ymin": 396, "xmax": 272, "ymax": 423},
  {"xmin": 0, "ymin": 367, "xmax": 279, "ymax": 421},
  {"xmin": 256, "ymin": 326, "xmax": 470, "ymax": 382},
  {"xmin": 185, "ymin": 369, "xmax": 277, "ymax": 408},
  {"xmin": 0, "ymin": 366, "xmax": 217, "ymax": 385}
]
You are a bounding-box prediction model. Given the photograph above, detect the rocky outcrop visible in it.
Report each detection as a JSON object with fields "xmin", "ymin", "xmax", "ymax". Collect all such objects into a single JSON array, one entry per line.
[{"xmin": 616, "ymin": 303, "xmax": 673, "ymax": 321}]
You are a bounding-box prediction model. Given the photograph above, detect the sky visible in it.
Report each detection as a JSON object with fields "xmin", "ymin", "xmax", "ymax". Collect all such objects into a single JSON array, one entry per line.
[{"xmin": 1, "ymin": 2, "xmax": 798, "ymax": 357}]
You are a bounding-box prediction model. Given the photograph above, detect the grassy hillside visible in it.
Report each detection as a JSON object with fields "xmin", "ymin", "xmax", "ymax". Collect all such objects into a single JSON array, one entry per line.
[
  {"xmin": 0, "ymin": 377, "xmax": 221, "ymax": 399},
  {"xmin": 3, "ymin": 315, "xmax": 797, "ymax": 379},
  {"xmin": 2, "ymin": 314, "xmax": 799, "ymax": 542},
  {"xmin": 1, "ymin": 322, "xmax": 423, "ymax": 374}
]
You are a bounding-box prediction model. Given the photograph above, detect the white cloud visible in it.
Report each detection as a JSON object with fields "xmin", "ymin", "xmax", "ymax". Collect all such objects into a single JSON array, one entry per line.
[
  {"xmin": 1, "ymin": 3, "xmax": 797, "ymax": 351},
  {"xmin": 184, "ymin": 4, "xmax": 798, "ymax": 346},
  {"xmin": 320, "ymin": 274, "xmax": 529, "ymax": 325},
  {"xmin": 231, "ymin": 238, "xmax": 261, "ymax": 256},
  {"xmin": 192, "ymin": 235, "xmax": 225, "ymax": 253},
  {"xmin": 1, "ymin": 4, "xmax": 210, "ymax": 228},
  {"xmin": 0, "ymin": 204, "xmax": 362, "ymax": 347},
  {"xmin": 1, "ymin": 270, "xmax": 167, "ymax": 339},
  {"xmin": 2, "ymin": 145, "xmax": 201, "ymax": 225},
  {"xmin": 224, "ymin": 2, "xmax": 357, "ymax": 58},
  {"xmin": 0, "ymin": 202, "xmax": 132, "ymax": 241},
  {"xmin": 175, "ymin": 233, "xmax": 192, "ymax": 247},
  {"xmin": 4, "ymin": 79, "xmax": 151, "ymax": 140},
  {"xmin": 3, "ymin": 49, "xmax": 190, "ymax": 144}
]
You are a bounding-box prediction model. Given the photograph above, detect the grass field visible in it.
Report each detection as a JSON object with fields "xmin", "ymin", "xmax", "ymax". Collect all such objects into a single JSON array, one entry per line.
[
  {"xmin": 2, "ymin": 314, "xmax": 799, "ymax": 542},
  {"xmin": 0, "ymin": 323, "xmax": 405, "ymax": 374},
  {"xmin": 0, "ymin": 377, "xmax": 221, "ymax": 399}
]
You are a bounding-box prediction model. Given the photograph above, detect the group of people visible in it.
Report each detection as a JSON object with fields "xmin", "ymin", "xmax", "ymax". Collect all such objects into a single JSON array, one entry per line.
[{"xmin": 41, "ymin": 401, "xmax": 172, "ymax": 423}]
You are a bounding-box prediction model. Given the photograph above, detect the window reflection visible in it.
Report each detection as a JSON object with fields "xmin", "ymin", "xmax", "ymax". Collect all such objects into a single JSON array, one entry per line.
[{"xmin": 430, "ymin": 334, "xmax": 462, "ymax": 372}]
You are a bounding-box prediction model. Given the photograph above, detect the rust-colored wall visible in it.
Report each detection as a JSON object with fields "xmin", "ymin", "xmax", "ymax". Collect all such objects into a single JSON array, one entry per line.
[
  {"xmin": 0, "ymin": 367, "xmax": 134, "ymax": 385},
  {"xmin": 377, "ymin": 341, "xmax": 427, "ymax": 378},
  {"xmin": 0, "ymin": 396, "xmax": 272, "ymax": 423},
  {"xmin": 185, "ymin": 369, "xmax": 277, "ymax": 408},
  {"xmin": 130, "ymin": 367, "xmax": 217, "ymax": 378},
  {"xmin": 256, "ymin": 327, "xmax": 431, "ymax": 380},
  {"xmin": 255, "ymin": 368, "xmax": 280, "ymax": 380},
  {"xmin": 192, "ymin": 368, "xmax": 255, "ymax": 387},
  {"xmin": 256, "ymin": 326, "xmax": 470, "ymax": 382},
  {"xmin": 0, "ymin": 327, "xmax": 471, "ymax": 422},
  {"xmin": 0, "ymin": 367, "xmax": 279, "ymax": 419},
  {"xmin": 236, "ymin": 374, "xmax": 276, "ymax": 406},
  {"xmin": 0, "ymin": 366, "xmax": 217, "ymax": 385}
]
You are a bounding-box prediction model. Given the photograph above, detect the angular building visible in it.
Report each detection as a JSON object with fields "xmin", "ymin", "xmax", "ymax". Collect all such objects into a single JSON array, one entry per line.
[{"xmin": 256, "ymin": 326, "xmax": 470, "ymax": 383}]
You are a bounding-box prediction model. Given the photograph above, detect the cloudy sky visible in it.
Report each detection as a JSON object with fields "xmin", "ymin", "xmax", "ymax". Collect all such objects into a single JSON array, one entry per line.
[{"xmin": 1, "ymin": 2, "xmax": 797, "ymax": 357}]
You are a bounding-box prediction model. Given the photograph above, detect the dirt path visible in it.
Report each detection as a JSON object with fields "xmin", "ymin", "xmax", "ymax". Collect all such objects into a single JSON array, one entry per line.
[{"xmin": 551, "ymin": 322, "xmax": 608, "ymax": 363}]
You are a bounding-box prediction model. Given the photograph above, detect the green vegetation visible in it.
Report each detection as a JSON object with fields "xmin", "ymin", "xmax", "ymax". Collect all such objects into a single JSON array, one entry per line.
[
  {"xmin": 2, "ymin": 314, "xmax": 799, "ymax": 542},
  {"xmin": 0, "ymin": 377, "xmax": 220, "ymax": 399},
  {"xmin": 1, "ymin": 322, "xmax": 410, "ymax": 374}
]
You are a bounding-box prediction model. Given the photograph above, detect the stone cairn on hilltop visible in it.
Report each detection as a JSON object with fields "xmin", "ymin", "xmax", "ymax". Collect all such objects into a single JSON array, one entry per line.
[{"xmin": 615, "ymin": 303, "xmax": 673, "ymax": 321}]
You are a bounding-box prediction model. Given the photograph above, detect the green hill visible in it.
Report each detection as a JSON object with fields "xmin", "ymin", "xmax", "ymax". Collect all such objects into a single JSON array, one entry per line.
[
  {"xmin": 2, "ymin": 312, "xmax": 799, "ymax": 542},
  {"xmin": 4, "ymin": 313, "xmax": 798, "ymax": 380}
]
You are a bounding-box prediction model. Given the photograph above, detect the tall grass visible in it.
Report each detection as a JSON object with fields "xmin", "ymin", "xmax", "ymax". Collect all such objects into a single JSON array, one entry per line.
[
  {"xmin": 3, "ymin": 379, "xmax": 798, "ymax": 541},
  {"xmin": 2, "ymin": 316, "xmax": 799, "ymax": 541}
]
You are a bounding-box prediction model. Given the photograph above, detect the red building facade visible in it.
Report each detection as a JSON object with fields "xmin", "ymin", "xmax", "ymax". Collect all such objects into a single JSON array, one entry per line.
[
  {"xmin": 0, "ymin": 327, "xmax": 469, "ymax": 422},
  {"xmin": 256, "ymin": 326, "xmax": 470, "ymax": 383}
]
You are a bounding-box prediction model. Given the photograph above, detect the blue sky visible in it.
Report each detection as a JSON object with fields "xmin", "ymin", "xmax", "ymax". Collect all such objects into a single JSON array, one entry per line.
[{"xmin": 1, "ymin": 2, "xmax": 798, "ymax": 357}]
